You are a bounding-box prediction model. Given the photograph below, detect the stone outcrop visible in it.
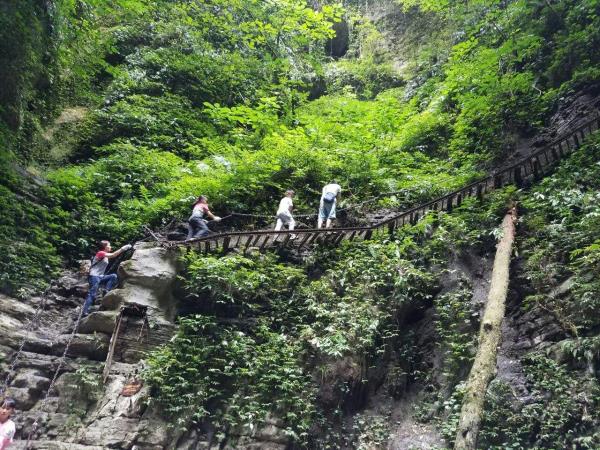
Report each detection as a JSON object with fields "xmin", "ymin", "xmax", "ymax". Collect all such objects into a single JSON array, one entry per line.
[
  {"xmin": 101, "ymin": 243, "xmax": 182, "ymax": 321},
  {"xmin": 1, "ymin": 243, "xmax": 294, "ymax": 449},
  {"xmin": 1, "ymin": 244, "xmax": 183, "ymax": 448}
]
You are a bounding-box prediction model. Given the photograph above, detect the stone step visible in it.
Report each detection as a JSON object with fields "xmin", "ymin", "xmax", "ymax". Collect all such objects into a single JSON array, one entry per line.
[{"xmin": 11, "ymin": 440, "xmax": 104, "ymax": 450}]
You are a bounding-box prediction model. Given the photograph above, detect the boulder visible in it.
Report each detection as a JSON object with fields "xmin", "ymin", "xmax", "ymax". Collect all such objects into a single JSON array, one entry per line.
[
  {"xmin": 11, "ymin": 369, "xmax": 51, "ymax": 391},
  {"xmin": 52, "ymin": 272, "xmax": 88, "ymax": 298},
  {"xmin": 78, "ymin": 311, "xmax": 118, "ymax": 335},
  {"xmin": 65, "ymin": 334, "xmax": 109, "ymax": 361},
  {"xmin": 0, "ymin": 293, "xmax": 35, "ymax": 322},
  {"xmin": 4, "ymin": 370, "xmax": 51, "ymax": 410},
  {"xmin": 115, "ymin": 244, "xmax": 182, "ymax": 320},
  {"xmin": 101, "ymin": 289, "xmax": 124, "ymax": 310},
  {"xmin": 78, "ymin": 416, "xmax": 145, "ymax": 447},
  {"xmin": 54, "ymin": 371, "xmax": 102, "ymax": 414},
  {"xmin": 5, "ymin": 386, "xmax": 39, "ymax": 410}
]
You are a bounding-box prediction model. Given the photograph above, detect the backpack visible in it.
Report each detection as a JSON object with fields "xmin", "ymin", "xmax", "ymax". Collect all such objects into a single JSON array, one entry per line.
[
  {"xmin": 79, "ymin": 254, "xmax": 102, "ymax": 276},
  {"xmin": 323, "ymin": 192, "xmax": 336, "ymax": 204}
]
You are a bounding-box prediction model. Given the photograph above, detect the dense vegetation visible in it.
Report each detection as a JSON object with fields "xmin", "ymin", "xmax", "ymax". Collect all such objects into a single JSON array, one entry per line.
[
  {"xmin": 3, "ymin": 0, "xmax": 599, "ymax": 294},
  {"xmin": 477, "ymin": 137, "xmax": 600, "ymax": 449},
  {"xmin": 145, "ymin": 188, "xmax": 512, "ymax": 446},
  {"xmin": 2, "ymin": 0, "xmax": 600, "ymax": 448}
]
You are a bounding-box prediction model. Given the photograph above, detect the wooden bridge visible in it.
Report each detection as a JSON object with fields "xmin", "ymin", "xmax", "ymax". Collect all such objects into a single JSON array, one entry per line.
[{"xmin": 180, "ymin": 113, "xmax": 600, "ymax": 254}]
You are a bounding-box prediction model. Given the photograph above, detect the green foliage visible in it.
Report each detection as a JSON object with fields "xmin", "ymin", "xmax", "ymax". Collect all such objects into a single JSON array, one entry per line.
[
  {"xmin": 147, "ymin": 211, "xmax": 478, "ymax": 442},
  {"xmin": 182, "ymin": 252, "xmax": 304, "ymax": 314},
  {"xmin": 352, "ymin": 413, "xmax": 391, "ymax": 450},
  {"xmin": 0, "ymin": 183, "xmax": 61, "ymax": 296},
  {"xmin": 434, "ymin": 284, "xmax": 477, "ymax": 385},
  {"xmin": 144, "ymin": 315, "xmax": 316, "ymax": 443},
  {"xmin": 2, "ymin": 3, "xmax": 600, "ymax": 447},
  {"xmin": 301, "ymin": 238, "xmax": 436, "ymax": 357},
  {"xmin": 474, "ymin": 131, "xmax": 600, "ymax": 449},
  {"xmin": 522, "ymin": 136, "xmax": 600, "ymax": 332},
  {"xmin": 3, "ymin": 0, "xmax": 600, "ymax": 294},
  {"xmin": 479, "ymin": 354, "xmax": 600, "ymax": 449}
]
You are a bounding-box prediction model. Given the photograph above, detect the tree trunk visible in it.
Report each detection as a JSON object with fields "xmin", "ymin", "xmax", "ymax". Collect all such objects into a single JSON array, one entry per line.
[{"xmin": 454, "ymin": 207, "xmax": 517, "ymax": 450}]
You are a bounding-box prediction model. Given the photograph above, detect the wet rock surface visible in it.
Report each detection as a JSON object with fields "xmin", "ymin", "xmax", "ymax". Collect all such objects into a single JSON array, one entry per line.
[
  {"xmin": 1, "ymin": 243, "xmax": 289, "ymax": 449},
  {"xmin": 0, "ymin": 246, "xmax": 182, "ymax": 449}
]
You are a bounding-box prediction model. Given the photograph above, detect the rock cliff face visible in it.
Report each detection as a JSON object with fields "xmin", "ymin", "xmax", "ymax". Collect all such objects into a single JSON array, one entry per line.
[
  {"xmin": 1, "ymin": 244, "xmax": 180, "ymax": 449},
  {"xmin": 1, "ymin": 244, "xmax": 294, "ymax": 449},
  {"xmin": 0, "ymin": 241, "xmax": 584, "ymax": 449}
]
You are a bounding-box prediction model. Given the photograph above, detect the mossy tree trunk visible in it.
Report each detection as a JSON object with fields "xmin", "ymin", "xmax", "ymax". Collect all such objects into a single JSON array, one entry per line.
[{"xmin": 454, "ymin": 207, "xmax": 517, "ymax": 450}]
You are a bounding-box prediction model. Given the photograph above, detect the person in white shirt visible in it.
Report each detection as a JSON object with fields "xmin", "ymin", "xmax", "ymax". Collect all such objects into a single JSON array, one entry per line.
[
  {"xmin": 0, "ymin": 398, "xmax": 16, "ymax": 449},
  {"xmin": 318, "ymin": 182, "xmax": 342, "ymax": 229},
  {"xmin": 274, "ymin": 190, "xmax": 296, "ymax": 232}
]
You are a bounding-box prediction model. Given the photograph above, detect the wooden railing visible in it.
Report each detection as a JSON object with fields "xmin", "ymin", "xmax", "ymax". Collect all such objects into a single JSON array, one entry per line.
[{"xmin": 179, "ymin": 113, "xmax": 600, "ymax": 254}]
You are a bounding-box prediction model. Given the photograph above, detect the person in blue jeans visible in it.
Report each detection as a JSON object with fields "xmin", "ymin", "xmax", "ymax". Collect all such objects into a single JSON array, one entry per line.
[
  {"xmin": 186, "ymin": 195, "xmax": 221, "ymax": 240},
  {"xmin": 318, "ymin": 182, "xmax": 342, "ymax": 229},
  {"xmin": 82, "ymin": 240, "xmax": 132, "ymax": 316}
]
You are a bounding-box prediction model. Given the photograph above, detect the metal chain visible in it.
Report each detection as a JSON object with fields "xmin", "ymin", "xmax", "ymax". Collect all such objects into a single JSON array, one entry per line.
[
  {"xmin": 43, "ymin": 304, "xmax": 86, "ymax": 402},
  {"xmin": 218, "ymin": 191, "xmax": 411, "ymax": 222},
  {"xmin": 0, "ymin": 287, "xmax": 52, "ymax": 396},
  {"xmin": 26, "ymin": 303, "xmax": 87, "ymax": 446}
]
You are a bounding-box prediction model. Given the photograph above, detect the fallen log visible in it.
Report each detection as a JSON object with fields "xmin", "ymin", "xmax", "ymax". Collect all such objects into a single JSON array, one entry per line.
[{"xmin": 454, "ymin": 207, "xmax": 517, "ymax": 450}]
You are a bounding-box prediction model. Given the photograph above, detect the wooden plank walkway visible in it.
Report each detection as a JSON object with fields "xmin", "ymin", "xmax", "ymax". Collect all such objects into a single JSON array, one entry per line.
[{"xmin": 178, "ymin": 114, "xmax": 600, "ymax": 254}]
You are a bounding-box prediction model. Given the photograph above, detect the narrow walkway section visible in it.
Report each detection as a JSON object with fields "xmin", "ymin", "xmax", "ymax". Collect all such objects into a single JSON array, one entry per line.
[{"xmin": 179, "ymin": 114, "xmax": 599, "ymax": 254}]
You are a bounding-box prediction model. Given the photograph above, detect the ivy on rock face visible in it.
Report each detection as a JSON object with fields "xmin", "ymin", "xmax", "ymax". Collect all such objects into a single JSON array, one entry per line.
[{"xmin": 144, "ymin": 316, "xmax": 316, "ymax": 441}]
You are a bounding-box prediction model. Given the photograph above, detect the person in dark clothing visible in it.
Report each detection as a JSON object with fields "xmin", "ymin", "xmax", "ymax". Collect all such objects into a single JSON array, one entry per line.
[
  {"xmin": 82, "ymin": 240, "xmax": 132, "ymax": 316},
  {"xmin": 187, "ymin": 195, "xmax": 221, "ymax": 240}
]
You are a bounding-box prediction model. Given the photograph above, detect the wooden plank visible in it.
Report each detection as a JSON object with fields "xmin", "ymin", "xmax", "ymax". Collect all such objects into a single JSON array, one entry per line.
[
  {"xmin": 532, "ymin": 157, "xmax": 540, "ymax": 180},
  {"xmin": 388, "ymin": 221, "xmax": 396, "ymax": 235},
  {"xmin": 541, "ymin": 149, "xmax": 550, "ymax": 166},
  {"xmin": 494, "ymin": 174, "xmax": 502, "ymax": 189},
  {"xmin": 243, "ymin": 234, "xmax": 255, "ymax": 252},
  {"xmin": 414, "ymin": 210, "xmax": 422, "ymax": 223},
  {"xmin": 319, "ymin": 232, "xmax": 333, "ymax": 245},
  {"xmin": 233, "ymin": 234, "xmax": 244, "ymax": 249},
  {"xmin": 513, "ymin": 166, "xmax": 522, "ymax": 187},
  {"xmin": 222, "ymin": 236, "xmax": 231, "ymax": 253},
  {"xmin": 334, "ymin": 232, "xmax": 347, "ymax": 245},
  {"xmin": 279, "ymin": 234, "xmax": 291, "ymax": 247},
  {"xmin": 259, "ymin": 234, "xmax": 272, "ymax": 251},
  {"xmin": 296, "ymin": 233, "xmax": 312, "ymax": 249},
  {"xmin": 304, "ymin": 232, "xmax": 320, "ymax": 248},
  {"xmin": 347, "ymin": 230, "xmax": 358, "ymax": 241},
  {"xmin": 103, "ymin": 311, "xmax": 124, "ymax": 383}
]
